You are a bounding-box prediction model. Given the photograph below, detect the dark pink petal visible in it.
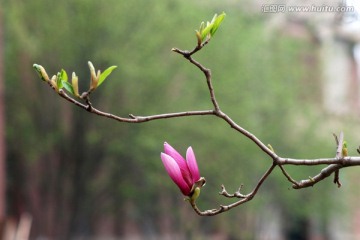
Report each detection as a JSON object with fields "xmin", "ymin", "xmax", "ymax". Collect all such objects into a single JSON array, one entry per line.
[
  {"xmin": 163, "ymin": 142, "xmax": 192, "ymax": 186},
  {"xmin": 161, "ymin": 153, "xmax": 191, "ymax": 195},
  {"xmin": 186, "ymin": 147, "xmax": 200, "ymax": 183}
]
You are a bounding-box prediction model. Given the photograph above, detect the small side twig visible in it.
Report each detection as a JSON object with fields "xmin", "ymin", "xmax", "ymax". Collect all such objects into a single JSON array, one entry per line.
[
  {"xmin": 219, "ymin": 184, "xmax": 247, "ymax": 198},
  {"xmin": 190, "ymin": 163, "xmax": 276, "ymax": 216},
  {"xmin": 333, "ymin": 132, "xmax": 344, "ymax": 187},
  {"xmin": 278, "ymin": 165, "xmax": 300, "ymax": 187}
]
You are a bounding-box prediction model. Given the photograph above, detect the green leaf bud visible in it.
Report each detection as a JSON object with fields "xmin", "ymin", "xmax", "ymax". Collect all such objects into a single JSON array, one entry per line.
[
  {"xmin": 210, "ymin": 12, "xmax": 226, "ymax": 36},
  {"xmin": 342, "ymin": 141, "xmax": 348, "ymax": 157}
]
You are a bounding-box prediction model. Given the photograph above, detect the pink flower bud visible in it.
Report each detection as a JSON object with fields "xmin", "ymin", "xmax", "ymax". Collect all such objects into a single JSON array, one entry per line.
[{"xmin": 161, "ymin": 142, "xmax": 201, "ymax": 196}]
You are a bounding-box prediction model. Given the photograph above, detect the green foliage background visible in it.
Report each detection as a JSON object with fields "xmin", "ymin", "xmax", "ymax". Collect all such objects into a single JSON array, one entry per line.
[{"xmin": 3, "ymin": 0, "xmax": 355, "ymax": 238}]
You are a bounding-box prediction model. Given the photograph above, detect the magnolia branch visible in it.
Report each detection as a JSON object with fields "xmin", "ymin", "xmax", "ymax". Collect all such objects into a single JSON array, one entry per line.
[
  {"xmin": 59, "ymin": 89, "xmax": 215, "ymax": 122},
  {"xmin": 33, "ymin": 23, "xmax": 360, "ymax": 216}
]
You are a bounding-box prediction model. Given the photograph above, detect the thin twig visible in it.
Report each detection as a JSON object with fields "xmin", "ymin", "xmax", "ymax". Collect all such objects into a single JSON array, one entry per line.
[
  {"xmin": 58, "ymin": 90, "xmax": 215, "ymax": 122},
  {"xmin": 190, "ymin": 163, "xmax": 276, "ymax": 216},
  {"xmin": 278, "ymin": 165, "xmax": 300, "ymax": 187},
  {"xmin": 219, "ymin": 184, "xmax": 246, "ymax": 198}
]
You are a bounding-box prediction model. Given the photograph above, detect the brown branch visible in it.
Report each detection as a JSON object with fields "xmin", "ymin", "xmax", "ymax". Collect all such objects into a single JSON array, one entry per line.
[
  {"xmin": 58, "ymin": 90, "xmax": 215, "ymax": 122},
  {"xmin": 293, "ymin": 164, "xmax": 343, "ymax": 189},
  {"xmin": 172, "ymin": 48, "xmax": 278, "ymax": 160},
  {"xmin": 277, "ymin": 156, "xmax": 360, "ymax": 165},
  {"xmin": 36, "ymin": 37, "xmax": 360, "ymax": 216}
]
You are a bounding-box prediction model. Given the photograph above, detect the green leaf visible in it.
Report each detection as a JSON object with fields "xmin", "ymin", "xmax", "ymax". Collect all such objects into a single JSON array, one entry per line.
[
  {"xmin": 62, "ymin": 81, "xmax": 75, "ymax": 95},
  {"xmin": 60, "ymin": 69, "xmax": 68, "ymax": 82},
  {"xmin": 201, "ymin": 21, "xmax": 213, "ymax": 41},
  {"xmin": 56, "ymin": 72, "xmax": 63, "ymax": 89},
  {"xmin": 199, "ymin": 12, "xmax": 226, "ymax": 41},
  {"xmin": 97, "ymin": 66, "xmax": 117, "ymax": 87},
  {"xmin": 210, "ymin": 12, "xmax": 226, "ymax": 36}
]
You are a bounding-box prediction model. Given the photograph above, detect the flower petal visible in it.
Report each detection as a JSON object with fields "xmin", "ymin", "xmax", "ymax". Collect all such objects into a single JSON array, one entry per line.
[
  {"xmin": 164, "ymin": 142, "xmax": 192, "ymax": 186},
  {"xmin": 186, "ymin": 147, "xmax": 200, "ymax": 183},
  {"xmin": 161, "ymin": 153, "xmax": 191, "ymax": 196},
  {"xmin": 164, "ymin": 142, "xmax": 187, "ymax": 168}
]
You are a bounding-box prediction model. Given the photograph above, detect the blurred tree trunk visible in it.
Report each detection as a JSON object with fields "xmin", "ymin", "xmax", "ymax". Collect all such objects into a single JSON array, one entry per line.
[{"xmin": 0, "ymin": 7, "xmax": 6, "ymax": 233}]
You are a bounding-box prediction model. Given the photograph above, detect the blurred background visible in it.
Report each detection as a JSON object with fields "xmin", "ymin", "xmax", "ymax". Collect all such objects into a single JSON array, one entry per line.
[{"xmin": 2, "ymin": 0, "xmax": 360, "ymax": 239}]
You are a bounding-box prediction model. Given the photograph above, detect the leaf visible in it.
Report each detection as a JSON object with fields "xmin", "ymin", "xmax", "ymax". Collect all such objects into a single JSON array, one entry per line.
[
  {"xmin": 62, "ymin": 81, "xmax": 75, "ymax": 95},
  {"xmin": 201, "ymin": 21, "xmax": 214, "ymax": 41},
  {"xmin": 210, "ymin": 12, "xmax": 226, "ymax": 36},
  {"xmin": 56, "ymin": 69, "xmax": 69, "ymax": 91},
  {"xmin": 97, "ymin": 66, "xmax": 117, "ymax": 87},
  {"xmin": 60, "ymin": 69, "xmax": 68, "ymax": 82},
  {"xmin": 199, "ymin": 12, "xmax": 226, "ymax": 41}
]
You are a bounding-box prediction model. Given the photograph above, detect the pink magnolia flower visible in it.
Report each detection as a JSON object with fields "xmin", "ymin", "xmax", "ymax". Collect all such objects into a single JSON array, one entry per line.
[{"xmin": 160, "ymin": 142, "xmax": 201, "ymax": 196}]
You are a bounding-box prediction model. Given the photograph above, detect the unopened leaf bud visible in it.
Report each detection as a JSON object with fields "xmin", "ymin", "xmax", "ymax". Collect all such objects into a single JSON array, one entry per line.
[
  {"xmin": 33, "ymin": 64, "xmax": 50, "ymax": 82},
  {"xmin": 267, "ymin": 144, "xmax": 275, "ymax": 153},
  {"xmin": 342, "ymin": 141, "xmax": 348, "ymax": 157},
  {"xmin": 50, "ymin": 75, "xmax": 58, "ymax": 91},
  {"xmin": 72, "ymin": 72, "xmax": 80, "ymax": 97},
  {"xmin": 88, "ymin": 61, "xmax": 98, "ymax": 91},
  {"xmin": 195, "ymin": 30, "xmax": 202, "ymax": 46}
]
